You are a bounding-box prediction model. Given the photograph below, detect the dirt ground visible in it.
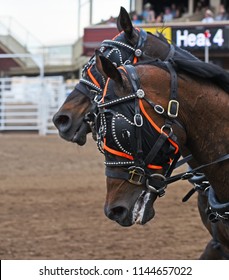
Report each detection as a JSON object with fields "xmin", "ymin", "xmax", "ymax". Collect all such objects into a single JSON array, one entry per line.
[{"xmin": 0, "ymin": 133, "xmax": 210, "ymax": 260}]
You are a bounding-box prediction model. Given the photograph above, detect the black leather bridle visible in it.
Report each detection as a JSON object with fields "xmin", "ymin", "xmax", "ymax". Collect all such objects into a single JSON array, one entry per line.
[
  {"xmin": 95, "ymin": 61, "xmax": 229, "ymax": 224},
  {"xmin": 77, "ymin": 29, "xmax": 176, "ymax": 130},
  {"xmin": 96, "ymin": 61, "xmax": 182, "ymax": 197}
]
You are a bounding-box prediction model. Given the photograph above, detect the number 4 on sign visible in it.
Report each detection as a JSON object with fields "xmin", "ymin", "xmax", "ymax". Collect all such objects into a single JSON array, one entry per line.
[{"xmin": 213, "ymin": 29, "xmax": 224, "ymax": 46}]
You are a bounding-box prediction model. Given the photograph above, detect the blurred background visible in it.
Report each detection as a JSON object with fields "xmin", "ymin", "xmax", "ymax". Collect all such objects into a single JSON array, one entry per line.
[{"xmin": 0, "ymin": 0, "xmax": 228, "ymax": 135}]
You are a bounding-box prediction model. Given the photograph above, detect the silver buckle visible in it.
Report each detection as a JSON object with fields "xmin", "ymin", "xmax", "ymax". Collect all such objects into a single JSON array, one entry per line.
[
  {"xmin": 168, "ymin": 100, "xmax": 179, "ymax": 118},
  {"xmin": 134, "ymin": 114, "xmax": 143, "ymax": 127}
]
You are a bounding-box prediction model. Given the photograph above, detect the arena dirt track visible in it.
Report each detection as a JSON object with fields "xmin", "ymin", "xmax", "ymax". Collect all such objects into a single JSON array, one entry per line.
[{"xmin": 0, "ymin": 133, "xmax": 210, "ymax": 259}]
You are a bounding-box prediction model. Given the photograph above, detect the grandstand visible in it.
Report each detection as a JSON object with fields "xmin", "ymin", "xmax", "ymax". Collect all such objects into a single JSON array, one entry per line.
[{"xmin": 0, "ymin": 0, "xmax": 228, "ymax": 135}]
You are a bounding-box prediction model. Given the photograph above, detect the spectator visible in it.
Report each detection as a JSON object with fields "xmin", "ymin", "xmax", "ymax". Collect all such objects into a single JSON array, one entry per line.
[
  {"xmin": 215, "ymin": 5, "xmax": 228, "ymax": 21},
  {"xmin": 155, "ymin": 13, "xmax": 163, "ymax": 23},
  {"xmin": 200, "ymin": 0, "xmax": 209, "ymax": 9},
  {"xmin": 142, "ymin": 3, "xmax": 155, "ymax": 23},
  {"xmin": 171, "ymin": 3, "xmax": 180, "ymax": 19},
  {"xmin": 201, "ymin": 9, "xmax": 214, "ymax": 23},
  {"xmin": 195, "ymin": 1, "xmax": 203, "ymax": 13},
  {"xmin": 195, "ymin": 0, "xmax": 208, "ymax": 11},
  {"xmin": 131, "ymin": 11, "xmax": 142, "ymax": 25},
  {"xmin": 163, "ymin": 7, "xmax": 173, "ymax": 22}
]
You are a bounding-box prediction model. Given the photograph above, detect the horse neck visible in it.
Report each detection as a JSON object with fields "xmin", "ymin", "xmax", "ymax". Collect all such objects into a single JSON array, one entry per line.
[{"xmin": 178, "ymin": 75, "xmax": 229, "ymax": 202}]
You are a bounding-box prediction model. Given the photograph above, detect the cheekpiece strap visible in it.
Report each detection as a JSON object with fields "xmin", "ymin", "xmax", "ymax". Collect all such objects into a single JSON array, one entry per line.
[{"xmin": 164, "ymin": 61, "xmax": 179, "ymax": 118}]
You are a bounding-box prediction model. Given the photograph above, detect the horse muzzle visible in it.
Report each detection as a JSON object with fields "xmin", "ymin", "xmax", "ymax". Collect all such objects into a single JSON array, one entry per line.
[
  {"xmin": 104, "ymin": 190, "xmax": 156, "ymax": 227},
  {"xmin": 53, "ymin": 111, "xmax": 91, "ymax": 145}
]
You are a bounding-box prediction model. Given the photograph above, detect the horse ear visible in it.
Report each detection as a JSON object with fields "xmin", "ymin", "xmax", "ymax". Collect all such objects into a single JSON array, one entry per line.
[
  {"xmin": 95, "ymin": 50, "xmax": 107, "ymax": 78},
  {"xmin": 95, "ymin": 51, "xmax": 123, "ymax": 85},
  {"xmin": 117, "ymin": 7, "xmax": 139, "ymax": 44},
  {"xmin": 116, "ymin": 7, "xmax": 123, "ymax": 32}
]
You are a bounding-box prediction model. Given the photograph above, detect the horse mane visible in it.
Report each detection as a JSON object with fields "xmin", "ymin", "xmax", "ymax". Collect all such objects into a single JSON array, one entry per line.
[{"xmin": 152, "ymin": 32, "xmax": 229, "ymax": 93}]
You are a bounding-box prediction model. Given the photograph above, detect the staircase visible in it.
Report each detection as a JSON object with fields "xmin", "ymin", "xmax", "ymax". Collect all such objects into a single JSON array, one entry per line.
[{"xmin": 0, "ymin": 16, "xmax": 43, "ymax": 71}]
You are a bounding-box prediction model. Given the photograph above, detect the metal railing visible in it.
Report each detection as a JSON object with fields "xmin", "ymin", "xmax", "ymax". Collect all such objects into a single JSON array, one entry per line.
[{"xmin": 0, "ymin": 76, "xmax": 70, "ymax": 135}]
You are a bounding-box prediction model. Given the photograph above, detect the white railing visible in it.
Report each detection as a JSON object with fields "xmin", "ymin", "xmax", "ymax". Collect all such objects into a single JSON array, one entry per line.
[{"xmin": 0, "ymin": 76, "xmax": 70, "ymax": 135}]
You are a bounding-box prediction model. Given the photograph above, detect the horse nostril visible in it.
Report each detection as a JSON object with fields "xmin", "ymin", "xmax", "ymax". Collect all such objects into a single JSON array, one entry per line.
[
  {"xmin": 53, "ymin": 113, "xmax": 72, "ymax": 133},
  {"xmin": 107, "ymin": 206, "xmax": 128, "ymax": 222}
]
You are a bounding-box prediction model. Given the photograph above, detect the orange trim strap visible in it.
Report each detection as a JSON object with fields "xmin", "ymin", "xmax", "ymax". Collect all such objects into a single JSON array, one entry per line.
[
  {"xmin": 139, "ymin": 99, "xmax": 179, "ymax": 154},
  {"xmin": 103, "ymin": 139, "xmax": 163, "ymax": 170},
  {"xmin": 103, "ymin": 138, "xmax": 133, "ymax": 160},
  {"xmin": 87, "ymin": 66, "xmax": 101, "ymax": 88}
]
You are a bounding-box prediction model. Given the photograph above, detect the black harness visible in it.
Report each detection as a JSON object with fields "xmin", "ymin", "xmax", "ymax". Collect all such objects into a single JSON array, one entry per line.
[
  {"xmin": 96, "ymin": 62, "xmax": 182, "ymax": 197},
  {"xmin": 76, "ymin": 27, "xmax": 229, "ymax": 227},
  {"xmin": 96, "ymin": 61, "xmax": 229, "ymax": 221},
  {"xmin": 77, "ymin": 29, "xmax": 149, "ymax": 102},
  {"xmin": 74, "ymin": 27, "xmax": 229, "ymax": 258},
  {"xmin": 73, "ymin": 29, "xmax": 150, "ymax": 138},
  {"xmin": 77, "ymin": 29, "xmax": 176, "ymax": 125}
]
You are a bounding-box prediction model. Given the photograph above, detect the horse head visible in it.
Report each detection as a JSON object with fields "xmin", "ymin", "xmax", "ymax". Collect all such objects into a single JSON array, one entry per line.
[
  {"xmin": 95, "ymin": 54, "xmax": 188, "ymax": 227},
  {"xmin": 53, "ymin": 7, "xmax": 172, "ymax": 145}
]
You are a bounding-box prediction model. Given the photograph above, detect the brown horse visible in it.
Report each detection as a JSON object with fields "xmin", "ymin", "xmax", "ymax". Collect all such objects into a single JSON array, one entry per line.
[
  {"xmin": 53, "ymin": 7, "xmax": 229, "ymax": 259},
  {"xmin": 53, "ymin": 7, "xmax": 200, "ymax": 145},
  {"xmin": 94, "ymin": 54, "xmax": 229, "ymax": 259}
]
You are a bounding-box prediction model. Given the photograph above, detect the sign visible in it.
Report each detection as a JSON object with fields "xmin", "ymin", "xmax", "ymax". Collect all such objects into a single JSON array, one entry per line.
[
  {"xmin": 143, "ymin": 27, "xmax": 172, "ymax": 42},
  {"xmin": 173, "ymin": 26, "xmax": 229, "ymax": 50}
]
